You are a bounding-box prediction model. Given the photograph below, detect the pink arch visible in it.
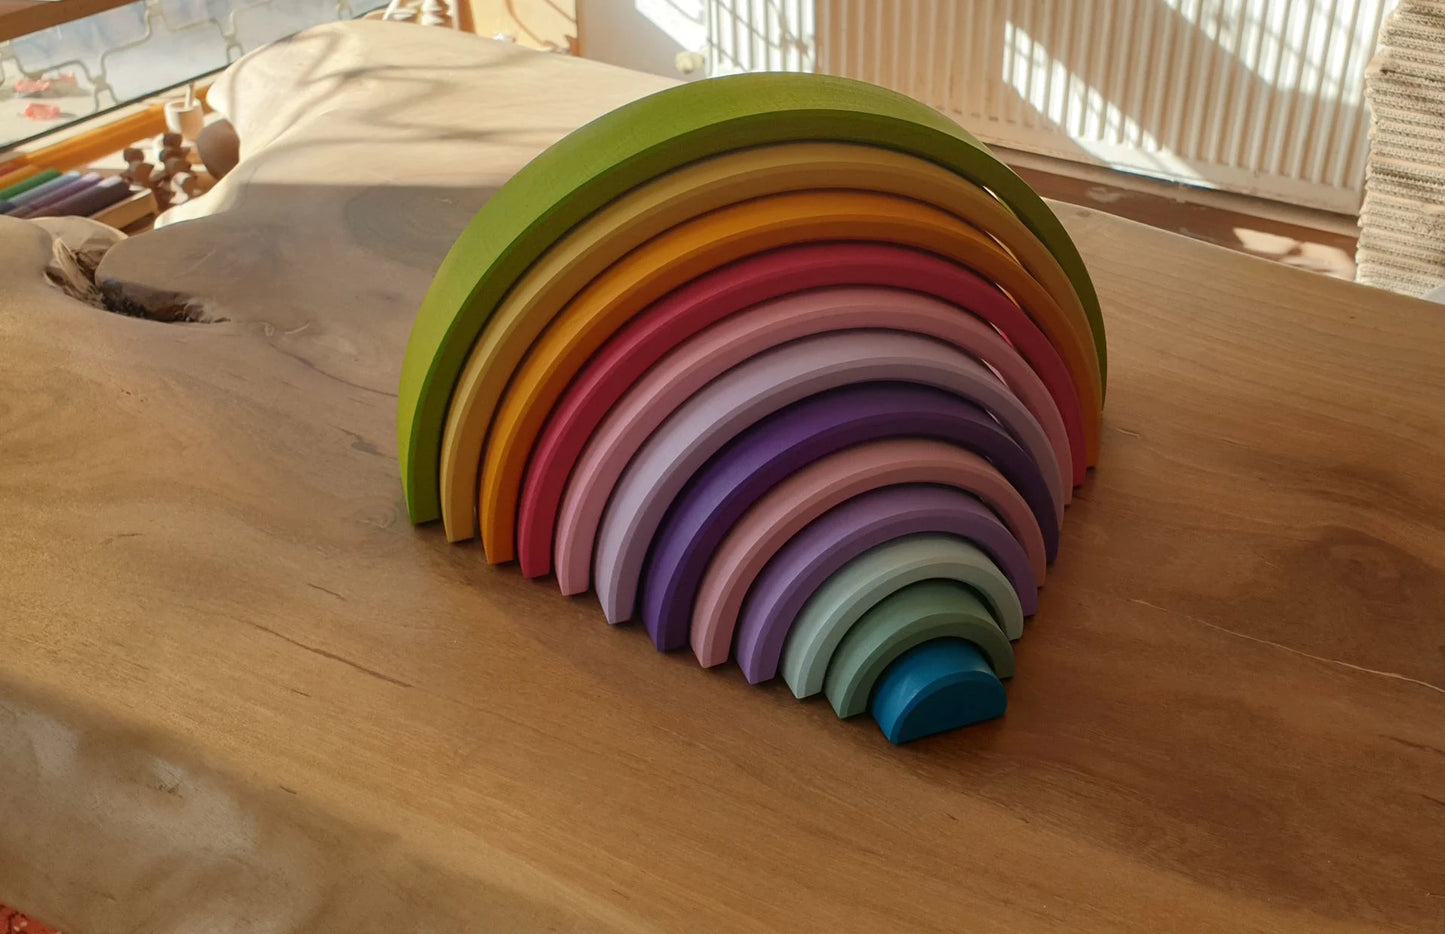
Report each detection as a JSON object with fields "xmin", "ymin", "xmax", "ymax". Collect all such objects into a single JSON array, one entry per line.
[
  {"xmin": 516, "ymin": 242, "xmax": 1086, "ymax": 579},
  {"xmin": 553, "ymin": 321, "xmax": 1054, "ymax": 605},
  {"xmin": 542, "ymin": 297, "xmax": 1062, "ymax": 594},
  {"xmin": 578, "ymin": 331, "xmax": 1050, "ymax": 624}
]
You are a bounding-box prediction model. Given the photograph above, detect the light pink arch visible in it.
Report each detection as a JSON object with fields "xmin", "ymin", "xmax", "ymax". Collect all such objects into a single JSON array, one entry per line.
[
  {"xmin": 575, "ymin": 330, "xmax": 1052, "ymax": 622},
  {"xmin": 522, "ymin": 286, "xmax": 1070, "ymax": 574},
  {"xmin": 517, "ymin": 242, "xmax": 1088, "ymax": 579},
  {"xmin": 552, "ymin": 296, "xmax": 1065, "ymax": 598}
]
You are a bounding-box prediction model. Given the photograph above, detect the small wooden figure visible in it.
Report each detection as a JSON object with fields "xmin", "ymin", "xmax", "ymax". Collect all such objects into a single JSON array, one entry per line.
[
  {"xmin": 119, "ymin": 148, "xmax": 155, "ymax": 188},
  {"xmin": 163, "ymin": 84, "xmax": 205, "ymax": 142}
]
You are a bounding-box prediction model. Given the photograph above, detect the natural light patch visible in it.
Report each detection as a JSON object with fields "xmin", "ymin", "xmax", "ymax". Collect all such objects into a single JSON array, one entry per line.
[
  {"xmin": 636, "ymin": 0, "xmax": 708, "ymax": 54},
  {"xmin": 706, "ymin": 0, "xmax": 814, "ymax": 76},
  {"xmin": 1151, "ymin": 0, "xmax": 1397, "ymax": 96},
  {"xmin": 1002, "ymin": 20, "xmax": 1205, "ymax": 184},
  {"xmin": 1234, "ymin": 227, "xmax": 1300, "ymax": 257},
  {"xmin": 1234, "ymin": 226, "xmax": 1356, "ymax": 279}
]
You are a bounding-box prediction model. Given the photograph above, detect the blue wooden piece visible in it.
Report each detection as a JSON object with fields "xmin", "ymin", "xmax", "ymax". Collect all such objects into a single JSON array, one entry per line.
[{"xmin": 869, "ymin": 639, "xmax": 1007, "ymax": 744}]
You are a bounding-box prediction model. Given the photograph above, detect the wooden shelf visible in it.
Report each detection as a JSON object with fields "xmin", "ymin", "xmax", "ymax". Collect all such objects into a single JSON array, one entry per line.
[{"xmin": 0, "ymin": 0, "xmax": 137, "ymax": 43}]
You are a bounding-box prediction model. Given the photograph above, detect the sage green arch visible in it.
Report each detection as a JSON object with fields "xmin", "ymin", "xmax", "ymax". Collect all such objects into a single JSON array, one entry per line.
[
  {"xmin": 825, "ymin": 580, "xmax": 1015, "ymax": 719},
  {"xmin": 780, "ymin": 533, "xmax": 1023, "ymax": 699}
]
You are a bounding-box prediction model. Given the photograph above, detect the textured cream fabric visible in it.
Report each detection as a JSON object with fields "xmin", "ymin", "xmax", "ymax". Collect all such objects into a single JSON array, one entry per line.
[{"xmin": 1357, "ymin": 0, "xmax": 1445, "ymax": 296}]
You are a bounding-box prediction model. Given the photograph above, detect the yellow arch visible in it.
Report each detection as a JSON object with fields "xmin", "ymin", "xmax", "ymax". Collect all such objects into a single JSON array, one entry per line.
[
  {"xmin": 462, "ymin": 190, "xmax": 1102, "ymax": 563},
  {"xmin": 434, "ymin": 142, "xmax": 1103, "ymax": 544}
]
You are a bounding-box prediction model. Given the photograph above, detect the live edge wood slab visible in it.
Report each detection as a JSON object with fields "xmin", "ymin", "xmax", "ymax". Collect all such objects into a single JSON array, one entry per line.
[{"xmin": 1, "ymin": 21, "xmax": 1443, "ymax": 934}]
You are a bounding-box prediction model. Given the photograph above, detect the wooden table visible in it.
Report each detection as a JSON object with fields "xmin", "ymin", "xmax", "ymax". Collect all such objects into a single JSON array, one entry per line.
[
  {"xmin": 1, "ymin": 22, "xmax": 1442, "ymax": 934},
  {"xmin": 0, "ymin": 0, "xmax": 134, "ymax": 43}
]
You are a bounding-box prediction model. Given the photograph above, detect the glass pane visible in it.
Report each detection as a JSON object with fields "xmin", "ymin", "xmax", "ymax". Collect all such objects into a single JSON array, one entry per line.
[{"xmin": 0, "ymin": 0, "xmax": 386, "ymax": 150}]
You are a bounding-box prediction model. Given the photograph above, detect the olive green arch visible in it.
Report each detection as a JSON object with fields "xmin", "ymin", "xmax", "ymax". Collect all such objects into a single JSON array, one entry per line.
[{"xmin": 396, "ymin": 71, "xmax": 1107, "ymax": 524}]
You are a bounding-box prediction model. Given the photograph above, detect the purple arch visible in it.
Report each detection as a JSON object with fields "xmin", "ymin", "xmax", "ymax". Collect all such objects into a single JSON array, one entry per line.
[
  {"xmin": 639, "ymin": 382, "xmax": 1053, "ymax": 653},
  {"xmin": 733, "ymin": 485, "xmax": 1037, "ymax": 683}
]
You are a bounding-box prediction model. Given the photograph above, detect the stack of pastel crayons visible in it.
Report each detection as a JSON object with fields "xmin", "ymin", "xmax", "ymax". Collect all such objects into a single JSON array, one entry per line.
[
  {"xmin": 0, "ymin": 165, "xmax": 134, "ymax": 220},
  {"xmin": 396, "ymin": 72, "xmax": 1107, "ymax": 745}
]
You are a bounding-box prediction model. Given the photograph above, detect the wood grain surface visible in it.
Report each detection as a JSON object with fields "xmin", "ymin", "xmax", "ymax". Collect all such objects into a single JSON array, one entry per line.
[
  {"xmin": 1, "ymin": 22, "xmax": 1442, "ymax": 934},
  {"xmin": 0, "ymin": 0, "xmax": 135, "ymax": 44}
]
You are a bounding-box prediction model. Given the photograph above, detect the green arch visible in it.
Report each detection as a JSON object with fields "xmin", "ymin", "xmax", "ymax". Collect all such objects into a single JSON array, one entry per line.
[
  {"xmin": 781, "ymin": 533, "xmax": 1023, "ymax": 699},
  {"xmin": 397, "ymin": 71, "xmax": 1107, "ymax": 523},
  {"xmin": 826, "ymin": 580, "xmax": 1014, "ymax": 719}
]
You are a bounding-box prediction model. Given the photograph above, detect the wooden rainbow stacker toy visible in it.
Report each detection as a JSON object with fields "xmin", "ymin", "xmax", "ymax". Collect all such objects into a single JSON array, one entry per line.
[{"xmin": 397, "ymin": 72, "xmax": 1107, "ymax": 744}]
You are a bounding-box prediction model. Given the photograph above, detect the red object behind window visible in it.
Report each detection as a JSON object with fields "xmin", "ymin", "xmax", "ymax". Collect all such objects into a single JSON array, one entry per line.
[
  {"xmin": 22, "ymin": 103, "xmax": 62, "ymax": 121},
  {"xmin": 1, "ymin": 904, "xmax": 62, "ymax": 933}
]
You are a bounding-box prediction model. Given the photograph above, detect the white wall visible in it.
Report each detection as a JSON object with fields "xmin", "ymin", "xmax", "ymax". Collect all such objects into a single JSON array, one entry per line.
[{"xmin": 579, "ymin": 0, "xmax": 708, "ymax": 80}]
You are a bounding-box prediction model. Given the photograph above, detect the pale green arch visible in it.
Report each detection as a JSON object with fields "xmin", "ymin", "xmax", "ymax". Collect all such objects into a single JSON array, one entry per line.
[
  {"xmin": 824, "ymin": 579, "xmax": 1015, "ymax": 719},
  {"xmin": 780, "ymin": 533, "xmax": 1023, "ymax": 699}
]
